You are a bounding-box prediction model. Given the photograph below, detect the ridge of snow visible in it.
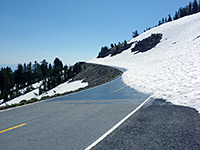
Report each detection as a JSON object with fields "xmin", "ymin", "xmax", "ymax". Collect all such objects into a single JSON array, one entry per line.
[{"xmin": 89, "ymin": 13, "xmax": 200, "ymax": 112}]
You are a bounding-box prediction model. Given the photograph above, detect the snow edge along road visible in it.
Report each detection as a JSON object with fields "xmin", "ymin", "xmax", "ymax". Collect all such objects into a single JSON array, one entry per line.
[{"xmin": 84, "ymin": 96, "xmax": 152, "ymax": 150}]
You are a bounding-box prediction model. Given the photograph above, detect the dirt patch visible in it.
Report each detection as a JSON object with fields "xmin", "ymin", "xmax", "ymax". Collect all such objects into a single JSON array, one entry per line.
[{"xmin": 71, "ymin": 62, "xmax": 122, "ymax": 88}]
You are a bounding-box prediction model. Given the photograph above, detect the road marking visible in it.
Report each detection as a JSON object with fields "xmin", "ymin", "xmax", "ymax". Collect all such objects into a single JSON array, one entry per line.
[
  {"xmin": 84, "ymin": 96, "xmax": 152, "ymax": 150},
  {"xmin": 0, "ymin": 123, "xmax": 27, "ymax": 134},
  {"xmin": 113, "ymin": 86, "xmax": 125, "ymax": 93}
]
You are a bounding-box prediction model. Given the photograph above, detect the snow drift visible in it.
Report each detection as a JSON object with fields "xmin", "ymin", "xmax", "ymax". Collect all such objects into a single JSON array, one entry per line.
[{"xmin": 89, "ymin": 13, "xmax": 200, "ymax": 112}]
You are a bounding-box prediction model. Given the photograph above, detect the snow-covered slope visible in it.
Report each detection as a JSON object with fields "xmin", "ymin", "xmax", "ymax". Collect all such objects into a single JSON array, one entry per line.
[
  {"xmin": 89, "ymin": 13, "xmax": 200, "ymax": 112},
  {"xmin": 0, "ymin": 80, "xmax": 88, "ymax": 107},
  {"xmin": 37, "ymin": 80, "xmax": 88, "ymax": 99}
]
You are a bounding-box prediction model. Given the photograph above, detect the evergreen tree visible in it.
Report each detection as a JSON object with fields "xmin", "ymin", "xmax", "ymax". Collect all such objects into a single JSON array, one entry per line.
[
  {"xmin": 173, "ymin": 11, "xmax": 179, "ymax": 20},
  {"xmin": 98, "ymin": 46, "xmax": 109, "ymax": 58},
  {"xmin": 199, "ymin": 0, "xmax": 200, "ymax": 12},
  {"xmin": 33, "ymin": 61, "xmax": 42, "ymax": 82},
  {"xmin": 168, "ymin": 14, "xmax": 172, "ymax": 22},
  {"xmin": 27, "ymin": 62, "xmax": 33, "ymax": 85},
  {"xmin": 179, "ymin": 7, "xmax": 184, "ymax": 18},
  {"xmin": 132, "ymin": 30, "xmax": 139, "ymax": 38},
  {"xmin": 41, "ymin": 59, "xmax": 48, "ymax": 78},
  {"xmin": 39, "ymin": 86, "xmax": 43, "ymax": 95},
  {"xmin": 158, "ymin": 20, "xmax": 162, "ymax": 26},
  {"xmin": 193, "ymin": 0, "xmax": 198, "ymax": 14},
  {"xmin": 188, "ymin": 2, "xmax": 192, "ymax": 15},
  {"xmin": 162, "ymin": 18, "xmax": 165, "ymax": 24},
  {"xmin": 63, "ymin": 65, "xmax": 68, "ymax": 81},
  {"xmin": 53, "ymin": 58, "xmax": 63, "ymax": 69},
  {"xmin": 124, "ymin": 40, "xmax": 127, "ymax": 46},
  {"xmin": 0, "ymin": 67, "xmax": 13, "ymax": 102},
  {"xmin": 15, "ymin": 64, "xmax": 23, "ymax": 87},
  {"xmin": 182, "ymin": 7, "xmax": 188, "ymax": 17}
]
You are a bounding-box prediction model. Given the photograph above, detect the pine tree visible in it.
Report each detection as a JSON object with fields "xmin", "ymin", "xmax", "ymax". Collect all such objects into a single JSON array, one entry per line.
[
  {"xmin": 27, "ymin": 62, "xmax": 33, "ymax": 85},
  {"xmin": 168, "ymin": 14, "xmax": 172, "ymax": 22},
  {"xmin": 182, "ymin": 7, "xmax": 187, "ymax": 17},
  {"xmin": 98, "ymin": 46, "xmax": 109, "ymax": 58},
  {"xmin": 193, "ymin": 0, "xmax": 198, "ymax": 14},
  {"xmin": 15, "ymin": 64, "xmax": 23, "ymax": 87},
  {"xmin": 173, "ymin": 11, "xmax": 179, "ymax": 20},
  {"xmin": 179, "ymin": 7, "xmax": 184, "ymax": 18},
  {"xmin": 158, "ymin": 20, "xmax": 162, "ymax": 26},
  {"xmin": 33, "ymin": 61, "xmax": 42, "ymax": 82},
  {"xmin": 41, "ymin": 59, "xmax": 48, "ymax": 78},
  {"xmin": 63, "ymin": 65, "xmax": 68, "ymax": 81},
  {"xmin": 162, "ymin": 18, "xmax": 165, "ymax": 24},
  {"xmin": 124, "ymin": 40, "xmax": 127, "ymax": 46},
  {"xmin": 39, "ymin": 86, "xmax": 43, "ymax": 95},
  {"xmin": 188, "ymin": 2, "xmax": 192, "ymax": 14},
  {"xmin": 199, "ymin": 0, "xmax": 200, "ymax": 12},
  {"xmin": 132, "ymin": 30, "xmax": 139, "ymax": 38},
  {"xmin": 53, "ymin": 58, "xmax": 63, "ymax": 69}
]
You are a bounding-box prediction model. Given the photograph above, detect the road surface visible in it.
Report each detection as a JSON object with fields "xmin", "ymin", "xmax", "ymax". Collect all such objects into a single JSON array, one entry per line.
[
  {"xmin": 0, "ymin": 77, "xmax": 149, "ymax": 150},
  {"xmin": 92, "ymin": 99, "xmax": 200, "ymax": 150}
]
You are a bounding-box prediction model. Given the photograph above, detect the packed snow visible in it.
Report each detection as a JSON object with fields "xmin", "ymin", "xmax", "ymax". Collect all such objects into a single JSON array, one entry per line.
[
  {"xmin": 0, "ymin": 80, "xmax": 88, "ymax": 107},
  {"xmin": 37, "ymin": 80, "xmax": 88, "ymax": 99},
  {"xmin": 89, "ymin": 13, "xmax": 200, "ymax": 112}
]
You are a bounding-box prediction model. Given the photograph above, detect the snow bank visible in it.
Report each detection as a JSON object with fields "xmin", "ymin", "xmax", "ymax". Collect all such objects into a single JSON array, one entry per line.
[
  {"xmin": 0, "ymin": 80, "xmax": 88, "ymax": 107},
  {"xmin": 0, "ymin": 89, "xmax": 39, "ymax": 107},
  {"xmin": 38, "ymin": 80, "xmax": 88, "ymax": 99},
  {"xmin": 89, "ymin": 13, "xmax": 200, "ymax": 112}
]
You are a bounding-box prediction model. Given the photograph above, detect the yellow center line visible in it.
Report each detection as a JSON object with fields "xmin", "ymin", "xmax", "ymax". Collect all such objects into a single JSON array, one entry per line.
[
  {"xmin": 0, "ymin": 123, "xmax": 27, "ymax": 134},
  {"xmin": 113, "ymin": 86, "xmax": 125, "ymax": 93}
]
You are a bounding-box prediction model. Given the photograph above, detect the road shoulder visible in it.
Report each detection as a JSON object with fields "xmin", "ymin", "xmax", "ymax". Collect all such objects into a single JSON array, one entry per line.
[{"xmin": 92, "ymin": 98, "xmax": 200, "ymax": 150}]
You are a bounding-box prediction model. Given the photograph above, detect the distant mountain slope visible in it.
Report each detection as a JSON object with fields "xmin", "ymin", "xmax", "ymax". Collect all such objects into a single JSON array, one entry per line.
[{"xmin": 89, "ymin": 13, "xmax": 200, "ymax": 112}]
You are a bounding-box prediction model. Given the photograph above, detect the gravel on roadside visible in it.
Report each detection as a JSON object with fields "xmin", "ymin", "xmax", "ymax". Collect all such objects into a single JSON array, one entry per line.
[{"xmin": 92, "ymin": 98, "xmax": 200, "ymax": 150}]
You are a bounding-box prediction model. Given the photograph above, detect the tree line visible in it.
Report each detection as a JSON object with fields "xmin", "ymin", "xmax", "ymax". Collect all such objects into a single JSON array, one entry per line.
[
  {"xmin": 132, "ymin": 0, "xmax": 200, "ymax": 37},
  {"xmin": 159, "ymin": 0, "xmax": 200, "ymax": 25},
  {"xmin": 99, "ymin": 0, "xmax": 200, "ymax": 58},
  {"xmin": 97, "ymin": 40, "xmax": 133, "ymax": 58},
  {"xmin": 0, "ymin": 58, "xmax": 82, "ymax": 103}
]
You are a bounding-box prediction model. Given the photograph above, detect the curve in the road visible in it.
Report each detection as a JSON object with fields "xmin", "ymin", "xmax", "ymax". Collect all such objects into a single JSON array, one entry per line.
[{"xmin": 0, "ymin": 77, "xmax": 150, "ymax": 150}]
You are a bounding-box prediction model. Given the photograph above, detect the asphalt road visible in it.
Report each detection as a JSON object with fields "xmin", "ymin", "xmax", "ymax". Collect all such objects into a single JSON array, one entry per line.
[
  {"xmin": 92, "ymin": 99, "xmax": 200, "ymax": 150},
  {"xmin": 0, "ymin": 77, "xmax": 149, "ymax": 150}
]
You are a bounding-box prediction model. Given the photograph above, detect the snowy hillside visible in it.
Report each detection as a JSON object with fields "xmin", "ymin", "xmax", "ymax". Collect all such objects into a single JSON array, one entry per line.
[
  {"xmin": 0, "ymin": 80, "xmax": 88, "ymax": 107},
  {"xmin": 89, "ymin": 13, "xmax": 200, "ymax": 112}
]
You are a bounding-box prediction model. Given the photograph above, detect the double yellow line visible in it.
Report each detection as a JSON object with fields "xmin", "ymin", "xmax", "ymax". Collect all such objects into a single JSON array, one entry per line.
[{"xmin": 0, "ymin": 123, "xmax": 27, "ymax": 134}]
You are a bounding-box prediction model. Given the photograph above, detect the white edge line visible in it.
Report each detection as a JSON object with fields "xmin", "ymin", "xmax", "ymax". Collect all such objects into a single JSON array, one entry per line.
[{"xmin": 84, "ymin": 96, "xmax": 152, "ymax": 150}]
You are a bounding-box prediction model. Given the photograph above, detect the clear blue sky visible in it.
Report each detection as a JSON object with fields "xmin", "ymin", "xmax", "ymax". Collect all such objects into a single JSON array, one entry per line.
[{"xmin": 0, "ymin": 0, "xmax": 192, "ymax": 66}]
